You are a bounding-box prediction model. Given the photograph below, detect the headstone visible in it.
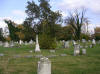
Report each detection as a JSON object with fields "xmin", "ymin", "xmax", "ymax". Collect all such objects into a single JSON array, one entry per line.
[
  {"xmin": 92, "ymin": 39, "xmax": 96, "ymax": 47},
  {"xmin": 0, "ymin": 41, "xmax": 3, "ymax": 46},
  {"xmin": 62, "ymin": 40, "xmax": 65, "ymax": 48},
  {"xmin": 60, "ymin": 54, "xmax": 67, "ymax": 56},
  {"xmin": 98, "ymin": 40, "xmax": 100, "ymax": 44},
  {"xmin": 25, "ymin": 41, "xmax": 28, "ymax": 45},
  {"xmin": 0, "ymin": 53, "xmax": 4, "ymax": 56},
  {"xmin": 92, "ymin": 39, "xmax": 96, "ymax": 45},
  {"xmin": 64, "ymin": 41, "xmax": 69, "ymax": 48},
  {"xmin": 82, "ymin": 39, "xmax": 86, "ymax": 43},
  {"xmin": 74, "ymin": 44, "xmax": 80, "ymax": 56},
  {"xmin": 10, "ymin": 41, "xmax": 14, "ymax": 47},
  {"xmin": 35, "ymin": 35, "xmax": 40, "ymax": 52},
  {"xmin": 80, "ymin": 45, "xmax": 83, "ymax": 48},
  {"xmin": 37, "ymin": 57, "xmax": 51, "ymax": 74},
  {"xmin": 49, "ymin": 50, "xmax": 55, "ymax": 53},
  {"xmin": 82, "ymin": 49, "xmax": 86, "ymax": 55},
  {"xmin": 29, "ymin": 40, "xmax": 33, "ymax": 44},
  {"xmin": 89, "ymin": 45, "xmax": 92, "ymax": 48},
  {"xmin": 73, "ymin": 40, "xmax": 77, "ymax": 46},
  {"xmin": 29, "ymin": 50, "xmax": 33, "ymax": 53},
  {"xmin": 19, "ymin": 40, "xmax": 23, "ymax": 45},
  {"xmin": 3, "ymin": 42, "xmax": 9, "ymax": 47}
]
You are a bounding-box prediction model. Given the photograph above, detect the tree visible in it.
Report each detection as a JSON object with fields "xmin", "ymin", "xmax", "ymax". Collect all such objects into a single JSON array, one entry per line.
[
  {"xmin": 25, "ymin": 0, "xmax": 62, "ymax": 49},
  {"xmin": 0, "ymin": 28, "xmax": 4, "ymax": 41},
  {"xmin": 25, "ymin": 0, "xmax": 62, "ymax": 36},
  {"xmin": 4, "ymin": 20, "xmax": 19, "ymax": 41},
  {"xmin": 65, "ymin": 9, "xmax": 88, "ymax": 40},
  {"xmin": 15, "ymin": 25, "xmax": 25, "ymax": 40},
  {"xmin": 94, "ymin": 27, "xmax": 100, "ymax": 40},
  {"xmin": 22, "ymin": 21, "xmax": 36, "ymax": 41},
  {"xmin": 60, "ymin": 26, "xmax": 73, "ymax": 40}
]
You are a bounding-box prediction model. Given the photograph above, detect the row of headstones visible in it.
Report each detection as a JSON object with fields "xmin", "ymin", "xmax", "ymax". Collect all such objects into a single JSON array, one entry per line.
[
  {"xmin": 0, "ymin": 40, "xmax": 35, "ymax": 47},
  {"xmin": 60, "ymin": 39, "xmax": 98, "ymax": 56},
  {"xmin": 0, "ymin": 41, "xmax": 15, "ymax": 47},
  {"xmin": 74, "ymin": 44, "xmax": 86, "ymax": 56},
  {"xmin": 61, "ymin": 39, "xmax": 97, "ymax": 49},
  {"xmin": 19, "ymin": 40, "xmax": 35, "ymax": 45}
]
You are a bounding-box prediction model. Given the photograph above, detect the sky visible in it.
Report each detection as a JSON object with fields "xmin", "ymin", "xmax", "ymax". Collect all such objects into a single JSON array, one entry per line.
[{"xmin": 0, "ymin": 0, "xmax": 100, "ymax": 30}]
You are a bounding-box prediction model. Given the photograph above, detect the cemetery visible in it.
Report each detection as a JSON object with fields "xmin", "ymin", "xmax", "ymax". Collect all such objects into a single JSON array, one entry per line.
[
  {"xmin": 0, "ymin": 40, "xmax": 100, "ymax": 74},
  {"xmin": 0, "ymin": 0, "xmax": 100, "ymax": 74}
]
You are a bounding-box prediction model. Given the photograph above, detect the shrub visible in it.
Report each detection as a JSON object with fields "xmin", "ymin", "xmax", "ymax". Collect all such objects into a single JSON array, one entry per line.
[
  {"xmin": 95, "ymin": 33, "xmax": 100, "ymax": 40},
  {"xmin": 80, "ymin": 33, "xmax": 90, "ymax": 40},
  {"xmin": 39, "ymin": 34, "xmax": 57, "ymax": 49}
]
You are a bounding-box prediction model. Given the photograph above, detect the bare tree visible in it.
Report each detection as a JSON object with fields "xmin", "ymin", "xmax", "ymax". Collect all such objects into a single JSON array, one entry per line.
[{"xmin": 65, "ymin": 9, "xmax": 89, "ymax": 40}]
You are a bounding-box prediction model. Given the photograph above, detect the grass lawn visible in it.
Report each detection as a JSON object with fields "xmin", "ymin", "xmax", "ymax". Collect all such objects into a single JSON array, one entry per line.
[{"xmin": 0, "ymin": 42, "xmax": 100, "ymax": 74}]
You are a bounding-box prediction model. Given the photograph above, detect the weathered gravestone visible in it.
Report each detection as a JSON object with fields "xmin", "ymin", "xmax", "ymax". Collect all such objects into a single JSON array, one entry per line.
[
  {"xmin": 73, "ymin": 40, "xmax": 77, "ymax": 46},
  {"xmin": 10, "ymin": 41, "xmax": 14, "ymax": 47},
  {"xmin": 64, "ymin": 41, "xmax": 69, "ymax": 48},
  {"xmin": 19, "ymin": 40, "xmax": 23, "ymax": 45},
  {"xmin": 98, "ymin": 40, "xmax": 100, "ymax": 44},
  {"xmin": 49, "ymin": 50, "xmax": 55, "ymax": 53},
  {"xmin": 60, "ymin": 54, "xmax": 67, "ymax": 56},
  {"xmin": 29, "ymin": 39, "xmax": 33, "ymax": 44},
  {"xmin": 0, "ymin": 53, "xmax": 4, "ymax": 56},
  {"xmin": 92, "ymin": 39, "xmax": 96, "ymax": 47},
  {"xmin": 4, "ymin": 42, "xmax": 9, "ymax": 47},
  {"xmin": 89, "ymin": 45, "xmax": 92, "ymax": 48},
  {"xmin": 0, "ymin": 41, "xmax": 3, "ymax": 46},
  {"xmin": 82, "ymin": 49, "xmax": 86, "ymax": 55},
  {"xmin": 74, "ymin": 44, "xmax": 80, "ymax": 56},
  {"xmin": 37, "ymin": 57, "xmax": 51, "ymax": 74}
]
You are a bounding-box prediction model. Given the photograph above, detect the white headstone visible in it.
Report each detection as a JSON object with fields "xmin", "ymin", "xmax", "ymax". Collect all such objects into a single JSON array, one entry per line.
[
  {"xmin": 73, "ymin": 40, "xmax": 77, "ymax": 46},
  {"xmin": 92, "ymin": 39, "xmax": 96, "ymax": 45},
  {"xmin": 4, "ymin": 42, "xmax": 9, "ymax": 47},
  {"xmin": 74, "ymin": 44, "xmax": 80, "ymax": 56},
  {"xmin": 64, "ymin": 41, "xmax": 69, "ymax": 48},
  {"xmin": 82, "ymin": 49, "xmax": 86, "ymax": 55},
  {"xmin": 35, "ymin": 35, "xmax": 40, "ymax": 52},
  {"xmin": 19, "ymin": 40, "xmax": 23, "ymax": 45},
  {"xmin": 37, "ymin": 57, "xmax": 51, "ymax": 74},
  {"xmin": 29, "ymin": 40, "xmax": 33, "ymax": 44}
]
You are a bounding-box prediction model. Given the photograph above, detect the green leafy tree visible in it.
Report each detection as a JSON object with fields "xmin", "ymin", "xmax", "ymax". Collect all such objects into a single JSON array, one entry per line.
[
  {"xmin": 22, "ymin": 21, "xmax": 36, "ymax": 41},
  {"xmin": 0, "ymin": 28, "xmax": 4, "ymax": 41},
  {"xmin": 25, "ymin": 0, "xmax": 62, "ymax": 49},
  {"xmin": 4, "ymin": 20, "xmax": 19, "ymax": 41},
  {"xmin": 94, "ymin": 27, "xmax": 100, "ymax": 40}
]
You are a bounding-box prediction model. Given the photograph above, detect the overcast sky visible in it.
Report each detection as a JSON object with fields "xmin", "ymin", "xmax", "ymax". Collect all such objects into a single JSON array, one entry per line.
[{"xmin": 0, "ymin": 0, "xmax": 100, "ymax": 29}]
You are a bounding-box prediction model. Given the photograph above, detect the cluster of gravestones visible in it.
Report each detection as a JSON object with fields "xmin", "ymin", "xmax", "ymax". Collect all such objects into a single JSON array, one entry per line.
[
  {"xmin": 60, "ymin": 39, "xmax": 97, "ymax": 56},
  {"xmin": 0, "ymin": 37, "xmax": 99, "ymax": 74},
  {"xmin": 0, "ymin": 41, "xmax": 14, "ymax": 47},
  {"xmin": 36, "ymin": 38, "xmax": 96, "ymax": 74},
  {"xmin": 0, "ymin": 39, "xmax": 35, "ymax": 48}
]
